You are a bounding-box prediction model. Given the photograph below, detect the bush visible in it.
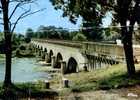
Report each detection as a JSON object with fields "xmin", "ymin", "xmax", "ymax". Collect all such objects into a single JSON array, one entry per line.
[
  {"xmin": 72, "ymin": 33, "xmax": 87, "ymax": 41},
  {"xmin": 19, "ymin": 45, "xmax": 26, "ymax": 50},
  {"xmin": 25, "ymin": 38, "xmax": 31, "ymax": 43}
]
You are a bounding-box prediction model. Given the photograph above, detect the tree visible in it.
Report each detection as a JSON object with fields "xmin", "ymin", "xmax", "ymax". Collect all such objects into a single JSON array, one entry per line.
[
  {"xmin": 82, "ymin": 20, "xmax": 103, "ymax": 41},
  {"xmin": 72, "ymin": 33, "xmax": 87, "ymax": 41},
  {"xmin": 35, "ymin": 25, "xmax": 70, "ymax": 39},
  {"xmin": 50, "ymin": 0, "xmax": 104, "ymax": 41},
  {"xmin": 50, "ymin": 0, "xmax": 140, "ymax": 76},
  {"xmin": 25, "ymin": 28, "xmax": 34, "ymax": 39},
  {"xmin": 0, "ymin": 0, "xmax": 43, "ymax": 87},
  {"xmin": 111, "ymin": 0, "xmax": 140, "ymax": 75},
  {"xmin": 102, "ymin": 22, "xmax": 121, "ymax": 41},
  {"xmin": 69, "ymin": 31, "xmax": 78, "ymax": 40}
]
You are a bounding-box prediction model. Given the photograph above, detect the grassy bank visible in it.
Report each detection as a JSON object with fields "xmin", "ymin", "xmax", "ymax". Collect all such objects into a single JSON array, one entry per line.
[
  {"xmin": 0, "ymin": 82, "xmax": 58, "ymax": 99},
  {"xmin": 50, "ymin": 64, "xmax": 140, "ymax": 95},
  {"xmin": 0, "ymin": 63, "xmax": 140, "ymax": 99}
]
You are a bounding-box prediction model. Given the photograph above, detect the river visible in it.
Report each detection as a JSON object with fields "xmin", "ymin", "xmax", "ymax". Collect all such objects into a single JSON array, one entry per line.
[{"xmin": 0, "ymin": 58, "xmax": 50, "ymax": 82}]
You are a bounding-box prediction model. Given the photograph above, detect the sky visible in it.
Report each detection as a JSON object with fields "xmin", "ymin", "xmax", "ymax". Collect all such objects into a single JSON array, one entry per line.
[
  {"xmin": 11, "ymin": 0, "xmax": 82, "ymax": 34},
  {"xmin": 0, "ymin": 0, "xmax": 112, "ymax": 34}
]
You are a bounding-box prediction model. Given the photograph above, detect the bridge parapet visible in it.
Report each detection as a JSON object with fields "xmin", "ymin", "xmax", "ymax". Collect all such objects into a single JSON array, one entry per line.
[
  {"xmin": 32, "ymin": 39, "xmax": 140, "ymax": 72},
  {"xmin": 82, "ymin": 42, "xmax": 125, "ymax": 62},
  {"xmin": 32, "ymin": 39, "xmax": 82, "ymax": 48}
]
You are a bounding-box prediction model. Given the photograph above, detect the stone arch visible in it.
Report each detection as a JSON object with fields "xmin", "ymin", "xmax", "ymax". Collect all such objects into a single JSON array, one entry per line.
[
  {"xmin": 40, "ymin": 46, "xmax": 43, "ymax": 50},
  {"xmin": 55, "ymin": 53, "xmax": 63, "ymax": 68},
  {"xmin": 48, "ymin": 50, "xmax": 53, "ymax": 63},
  {"xmin": 66, "ymin": 57, "xmax": 77, "ymax": 74},
  {"xmin": 35, "ymin": 44, "xmax": 38, "ymax": 48},
  {"xmin": 44, "ymin": 48, "xmax": 47, "ymax": 52},
  {"xmin": 37, "ymin": 45, "xmax": 39, "ymax": 49}
]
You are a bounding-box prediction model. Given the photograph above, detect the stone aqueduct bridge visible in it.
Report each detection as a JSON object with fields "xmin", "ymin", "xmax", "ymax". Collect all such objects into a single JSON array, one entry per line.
[{"xmin": 31, "ymin": 39, "xmax": 140, "ymax": 73}]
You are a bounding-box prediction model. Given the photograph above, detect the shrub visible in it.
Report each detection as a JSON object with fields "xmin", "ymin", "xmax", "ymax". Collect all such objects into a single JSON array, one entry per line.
[
  {"xmin": 25, "ymin": 38, "xmax": 31, "ymax": 43},
  {"xmin": 72, "ymin": 33, "xmax": 87, "ymax": 41},
  {"xmin": 19, "ymin": 45, "xmax": 26, "ymax": 50}
]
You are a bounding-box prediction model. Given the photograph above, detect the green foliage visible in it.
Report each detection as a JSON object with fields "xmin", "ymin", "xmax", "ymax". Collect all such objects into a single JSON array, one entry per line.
[
  {"xmin": 0, "ymin": 82, "xmax": 58, "ymax": 99},
  {"xmin": 69, "ymin": 31, "xmax": 78, "ymax": 40},
  {"xmin": 15, "ymin": 82, "xmax": 45, "ymax": 91},
  {"xmin": 25, "ymin": 38, "xmax": 31, "ymax": 43},
  {"xmin": 12, "ymin": 33, "xmax": 24, "ymax": 46},
  {"xmin": 50, "ymin": 0, "xmax": 106, "ymax": 23},
  {"xmin": 33, "ymin": 25, "xmax": 70, "ymax": 40},
  {"xmin": 16, "ymin": 44, "xmax": 35, "ymax": 58},
  {"xmin": 82, "ymin": 20, "xmax": 104, "ymax": 41},
  {"xmin": 0, "ymin": 33, "xmax": 4, "ymax": 41},
  {"xmin": 71, "ymin": 83, "xmax": 96, "ymax": 92},
  {"xmin": 19, "ymin": 45, "xmax": 26, "ymax": 50},
  {"xmin": 25, "ymin": 28, "xmax": 34, "ymax": 39},
  {"xmin": 49, "ymin": 64, "xmax": 140, "ymax": 93},
  {"xmin": 72, "ymin": 33, "xmax": 87, "ymax": 41},
  {"xmin": 50, "ymin": 0, "xmax": 105, "ymax": 41},
  {"xmin": 102, "ymin": 27, "xmax": 121, "ymax": 41}
]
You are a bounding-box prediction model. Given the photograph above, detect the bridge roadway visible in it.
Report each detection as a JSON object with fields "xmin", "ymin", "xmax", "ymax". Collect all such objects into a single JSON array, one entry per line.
[{"xmin": 31, "ymin": 39, "xmax": 140, "ymax": 74}]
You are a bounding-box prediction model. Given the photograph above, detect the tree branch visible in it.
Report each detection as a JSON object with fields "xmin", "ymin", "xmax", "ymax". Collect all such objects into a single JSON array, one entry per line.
[
  {"xmin": 9, "ymin": 3, "xmax": 21, "ymax": 20},
  {"xmin": 0, "ymin": 23, "xmax": 4, "ymax": 25},
  {"xmin": 11, "ymin": 8, "xmax": 31, "ymax": 33},
  {"xmin": 11, "ymin": 8, "xmax": 45, "ymax": 33},
  {"xmin": 21, "ymin": 8, "xmax": 45, "ymax": 19},
  {"xmin": 9, "ymin": 0, "xmax": 38, "ymax": 4},
  {"xmin": 8, "ymin": 0, "xmax": 39, "ymax": 20}
]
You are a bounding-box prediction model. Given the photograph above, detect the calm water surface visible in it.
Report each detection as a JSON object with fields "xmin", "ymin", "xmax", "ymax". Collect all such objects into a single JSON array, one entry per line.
[{"xmin": 0, "ymin": 58, "xmax": 50, "ymax": 82}]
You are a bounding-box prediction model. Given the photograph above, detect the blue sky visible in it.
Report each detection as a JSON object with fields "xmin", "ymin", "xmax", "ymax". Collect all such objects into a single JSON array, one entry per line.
[
  {"xmin": 12, "ymin": 0, "xmax": 81, "ymax": 34},
  {"xmin": 0, "ymin": 0, "xmax": 112, "ymax": 34}
]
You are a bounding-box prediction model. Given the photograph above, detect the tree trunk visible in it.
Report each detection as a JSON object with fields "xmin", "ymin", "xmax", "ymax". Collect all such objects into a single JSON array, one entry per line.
[
  {"xmin": 121, "ymin": 26, "xmax": 135, "ymax": 76},
  {"xmin": 4, "ymin": 34, "xmax": 12, "ymax": 87},
  {"xmin": 123, "ymin": 40, "xmax": 135, "ymax": 76},
  {"xmin": 2, "ymin": 2, "xmax": 12, "ymax": 87}
]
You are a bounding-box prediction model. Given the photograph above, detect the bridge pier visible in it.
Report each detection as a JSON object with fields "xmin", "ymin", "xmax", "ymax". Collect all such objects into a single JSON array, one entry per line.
[
  {"xmin": 86, "ymin": 55, "xmax": 119, "ymax": 70},
  {"xmin": 35, "ymin": 48, "xmax": 38, "ymax": 53},
  {"xmin": 61, "ymin": 61, "xmax": 66, "ymax": 74},
  {"xmin": 41, "ymin": 51, "xmax": 46, "ymax": 60},
  {"xmin": 38, "ymin": 50, "xmax": 42, "ymax": 57},
  {"xmin": 51, "ymin": 56, "xmax": 56, "ymax": 68},
  {"xmin": 95, "ymin": 57, "xmax": 97, "ymax": 69},
  {"xmin": 45, "ymin": 53, "xmax": 49, "ymax": 63}
]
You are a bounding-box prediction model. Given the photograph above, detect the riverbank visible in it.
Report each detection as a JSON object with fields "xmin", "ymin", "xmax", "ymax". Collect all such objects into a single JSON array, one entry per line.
[
  {"xmin": 0, "ymin": 62, "xmax": 140, "ymax": 99},
  {"xmin": 25, "ymin": 61, "xmax": 140, "ymax": 99},
  {"xmin": 0, "ymin": 82, "xmax": 58, "ymax": 99},
  {"xmin": 48, "ymin": 64, "xmax": 140, "ymax": 99},
  {"xmin": 15, "ymin": 43, "xmax": 35, "ymax": 58}
]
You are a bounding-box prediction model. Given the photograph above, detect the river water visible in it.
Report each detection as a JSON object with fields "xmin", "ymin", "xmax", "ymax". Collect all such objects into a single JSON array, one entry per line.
[{"xmin": 0, "ymin": 58, "xmax": 50, "ymax": 82}]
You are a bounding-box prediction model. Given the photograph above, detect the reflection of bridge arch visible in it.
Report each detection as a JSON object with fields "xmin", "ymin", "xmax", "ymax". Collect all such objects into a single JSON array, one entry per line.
[
  {"xmin": 55, "ymin": 53, "xmax": 63, "ymax": 68},
  {"xmin": 66, "ymin": 57, "xmax": 77, "ymax": 73}
]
